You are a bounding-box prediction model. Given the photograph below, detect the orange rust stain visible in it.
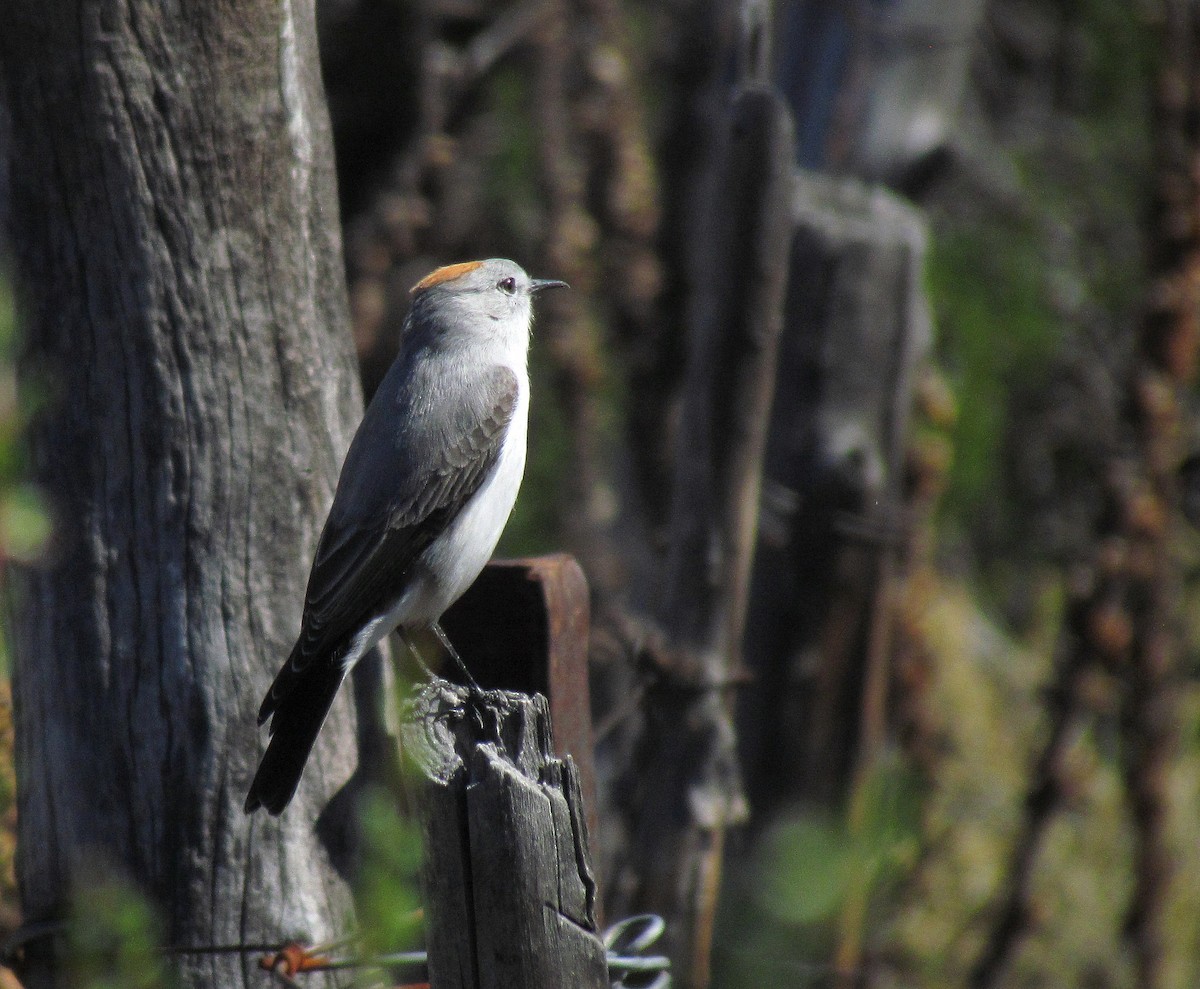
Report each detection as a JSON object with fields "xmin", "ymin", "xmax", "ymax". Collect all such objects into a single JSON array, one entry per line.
[
  {"xmin": 410, "ymin": 260, "xmax": 484, "ymax": 294},
  {"xmin": 258, "ymin": 943, "xmax": 332, "ymax": 977}
]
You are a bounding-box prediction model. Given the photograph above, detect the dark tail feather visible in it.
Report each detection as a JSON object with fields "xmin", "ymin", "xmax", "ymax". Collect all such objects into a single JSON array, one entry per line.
[{"xmin": 244, "ymin": 664, "xmax": 345, "ymax": 815}]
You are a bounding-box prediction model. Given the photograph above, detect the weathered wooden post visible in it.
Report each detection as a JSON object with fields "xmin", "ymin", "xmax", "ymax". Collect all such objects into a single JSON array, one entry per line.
[
  {"xmin": 441, "ymin": 554, "xmax": 598, "ymax": 837},
  {"xmin": 738, "ymin": 173, "xmax": 932, "ymax": 814},
  {"xmin": 403, "ymin": 556, "xmax": 607, "ymax": 989}
]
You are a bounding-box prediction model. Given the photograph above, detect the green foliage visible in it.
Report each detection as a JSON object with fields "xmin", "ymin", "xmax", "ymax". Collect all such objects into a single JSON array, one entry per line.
[
  {"xmin": 754, "ymin": 759, "xmax": 921, "ymax": 929},
  {"xmin": 756, "ymin": 814, "xmax": 856, "ymax": 927},
  {"xmin": 353, "ymin": 790, "xmax": 424, "ymax": 960},
  {"xmin": 0, "ymin": 483, "xmax": 51, "ymax": 564},
  {"xmin": 906, "ymin": 14, "xmax": 1184, "ymax": 982},
  {"xmin": 485, "ymin": 67, "xmax": 543, "ymax": 249},
  {"xmin": 880, "ymin": 579, "xmax": 1200, "ymax": 988},
  {"xmin": 714, "ymin": 758, "xmax": 921, "ymax": 987},
  {"xmin": 929, "ymin": 0, "xmax": 1156, "ymax": 558},
  {"xmin": 66, "ymin": 876, "xmax": 169, "ymax": 989},
  {"xmin": 928, "ymin": 220, "xmax": 1063, "ymax": 522}
]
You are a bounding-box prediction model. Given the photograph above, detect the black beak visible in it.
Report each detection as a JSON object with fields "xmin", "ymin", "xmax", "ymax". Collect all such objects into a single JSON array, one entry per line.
[{"xmin": 531, "ymin": 278, "xmax": 569, "ymax": 293}]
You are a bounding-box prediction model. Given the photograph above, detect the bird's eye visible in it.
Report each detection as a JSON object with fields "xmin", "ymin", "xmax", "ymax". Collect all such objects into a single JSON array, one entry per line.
[{"xmin": 497, "ymin": 277, "xmax": 517, "ymax": 295}]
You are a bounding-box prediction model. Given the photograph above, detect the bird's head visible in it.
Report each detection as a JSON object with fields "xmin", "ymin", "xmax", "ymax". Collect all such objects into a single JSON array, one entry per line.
[{"xmin": 407, "ymin": 259, "xmax": 567, "ymax": 362}]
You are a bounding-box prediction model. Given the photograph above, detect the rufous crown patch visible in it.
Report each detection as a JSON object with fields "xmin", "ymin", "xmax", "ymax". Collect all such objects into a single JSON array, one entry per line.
[{"xmin": 410, "ymin": 260, "xmax": 485, "ymax": 294}]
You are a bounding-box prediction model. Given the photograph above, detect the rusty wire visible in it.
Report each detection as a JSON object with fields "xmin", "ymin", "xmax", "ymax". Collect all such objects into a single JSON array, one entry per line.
[{"xmin": 1, "ymin": 913, "xmax": 671, "ymax": 988}]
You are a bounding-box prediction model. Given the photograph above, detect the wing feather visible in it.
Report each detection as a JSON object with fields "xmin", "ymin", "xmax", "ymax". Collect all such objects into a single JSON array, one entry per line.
[{"xmin": 279, "ymin": 362, "xmax": 518, "ymax": 684}]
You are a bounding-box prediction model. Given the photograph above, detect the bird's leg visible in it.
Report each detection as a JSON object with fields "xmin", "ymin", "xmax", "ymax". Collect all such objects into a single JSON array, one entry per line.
[
  {"xmin": 398, "ymin": 628, "xmax": 439, "ymax": 681},
  {"xmin": 432, "ymin": 622, "xmax": 483, "ymax": 693},
  {"xmin": 400, "ymin": 625, "xmax": 485, "ymax": 731},
  {"xmin": 396, "ymin": 627, "xmax": 479, "ymax": 733},
  {"xmin": 430, "ymin": 623, "xmax": 489, "ymax": 733}
]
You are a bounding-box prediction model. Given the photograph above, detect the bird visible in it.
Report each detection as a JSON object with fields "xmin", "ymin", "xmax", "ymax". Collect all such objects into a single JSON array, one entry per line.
[{"xmin": 245, "ymin": 258, "xmax": 567, "ymax": 815}]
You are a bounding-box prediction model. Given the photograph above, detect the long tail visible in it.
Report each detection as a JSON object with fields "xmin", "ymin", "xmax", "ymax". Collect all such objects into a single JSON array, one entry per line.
[{"xmin": 244, "ymin": 660, "xmax": 345, "ymax": 815}]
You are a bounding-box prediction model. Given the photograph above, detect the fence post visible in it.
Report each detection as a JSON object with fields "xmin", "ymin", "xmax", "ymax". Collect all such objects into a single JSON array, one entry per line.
[{"xmin": 402, "ymin": 556, "xmax": 608, "ymax": 989}]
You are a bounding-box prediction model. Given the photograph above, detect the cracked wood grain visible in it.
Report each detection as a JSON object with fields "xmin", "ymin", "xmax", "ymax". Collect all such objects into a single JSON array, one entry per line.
[
  {"xmin": 402, "ymin": 683, "xmax": 607, "ymax": 989},
  {"xmin": 1, "ymin": 1, "xmax": 364, "ymax": 986}
]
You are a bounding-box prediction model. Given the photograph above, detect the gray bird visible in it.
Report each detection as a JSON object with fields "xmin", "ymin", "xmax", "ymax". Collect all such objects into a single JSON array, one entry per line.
[{"xmin": 245, "ymin": 258, "xmax": 566, "ymax": 814}]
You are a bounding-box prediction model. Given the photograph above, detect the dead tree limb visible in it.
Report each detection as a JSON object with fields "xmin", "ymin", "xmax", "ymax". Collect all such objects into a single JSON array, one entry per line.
[
  {"xmin": 1120, "ymin": 2, "xmax": 1200, "ymax": 982},
  {"xmin": 967, "ymin": 623, "xmax": 1098, "ymax": 989},
  {"xmin": 610, "ymin": 86, "xmax": 794, "ymax": 989}
]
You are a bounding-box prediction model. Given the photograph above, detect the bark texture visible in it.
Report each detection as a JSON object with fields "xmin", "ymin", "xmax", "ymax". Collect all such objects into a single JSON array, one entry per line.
[{"xmin": 1, "ymin": 1, "xmax": 364, "ymax": 985}]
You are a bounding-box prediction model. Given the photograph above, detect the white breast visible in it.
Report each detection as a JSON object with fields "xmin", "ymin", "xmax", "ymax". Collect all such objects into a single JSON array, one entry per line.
[
  {"xmin": 418, "ymin": 378, "xmax": 529, "ymax": 616},
  {"xmin": 337, "ymin": 365, "xmax": 530, "ymax": 673}
]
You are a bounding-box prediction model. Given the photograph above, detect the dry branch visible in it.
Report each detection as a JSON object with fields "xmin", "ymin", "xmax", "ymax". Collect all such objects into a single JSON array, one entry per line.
[{"xmin": 611, "ymin": 85, "xmax": 795, "ymax": 989}]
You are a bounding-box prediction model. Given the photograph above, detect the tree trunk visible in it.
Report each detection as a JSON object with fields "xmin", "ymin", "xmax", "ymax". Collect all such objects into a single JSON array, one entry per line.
[{"xmin": 1, "ymin": 2, "xmax": 364, "ymax": 985}]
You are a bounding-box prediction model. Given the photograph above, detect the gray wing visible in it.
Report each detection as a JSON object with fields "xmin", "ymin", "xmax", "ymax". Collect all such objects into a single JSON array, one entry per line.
[{"xmin": 278, "ymin": 360, "xmax": 518, "ymax": 688}]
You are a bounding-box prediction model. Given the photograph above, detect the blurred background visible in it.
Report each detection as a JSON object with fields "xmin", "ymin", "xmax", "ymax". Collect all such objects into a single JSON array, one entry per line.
[{"xmin": 4, "ymin": 0, "xmax": 1200, "ymax": 986}]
